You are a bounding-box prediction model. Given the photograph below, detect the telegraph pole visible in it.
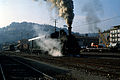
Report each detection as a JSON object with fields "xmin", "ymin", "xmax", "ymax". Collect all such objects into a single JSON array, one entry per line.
[{"xmin": 54, "ymin": 19, "xmax": 57, "ymax": 32}]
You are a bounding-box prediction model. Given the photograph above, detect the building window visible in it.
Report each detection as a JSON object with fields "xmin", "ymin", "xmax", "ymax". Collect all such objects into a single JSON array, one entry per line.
[
  {"xmin": 118, "ymin": 29, "xmax": 120, "ymax": 33},
  {"xmin": 113, "ymin": 39, "xmax": 114, "ymax": 42},
  {"xmin": 110, "ymin": 38, "xmax": 112, "ymax": 41},
  {"xmin": 118, "ymin": 34, "xmax": 120, "ymax": 37},
  {"xmin": 110, "ymin": 34, "xmax": 112, "ymax": 37},
  {"xmin": 112, "ymin": 30, "xmax": 114, "ymax": 33},
  {"xmin": 118, "ymin": 38, "xmax": 120, "ymax": 41}
]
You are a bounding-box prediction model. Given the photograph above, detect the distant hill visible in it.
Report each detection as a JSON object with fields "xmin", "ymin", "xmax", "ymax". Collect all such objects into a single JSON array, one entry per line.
[
  {"xmin": 0, "ymin": 22, "xmax": 99, "ymax": 44},
  {"xmin": 0, "ymin": 22, "xmax": 62, "ymax": 44}
]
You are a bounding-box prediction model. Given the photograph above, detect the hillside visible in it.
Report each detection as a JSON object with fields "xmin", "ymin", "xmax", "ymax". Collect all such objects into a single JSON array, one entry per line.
[
  {"xmin": 0, "ymin": 22, "xmax": 99, "ymax": 44},
  {"xmin": 0, "ymin": 22, "xmax": 61, "ymax": 44}
]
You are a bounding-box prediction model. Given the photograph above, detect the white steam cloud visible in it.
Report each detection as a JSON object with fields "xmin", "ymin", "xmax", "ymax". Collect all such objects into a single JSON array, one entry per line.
[{"xmin": 33, "ymin": 25, "xmax": 63, "ymax": 56}]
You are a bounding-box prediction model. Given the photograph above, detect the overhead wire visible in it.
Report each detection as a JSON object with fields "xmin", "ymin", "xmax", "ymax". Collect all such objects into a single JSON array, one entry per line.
[{"xmin": 79, "ymin": 15, "xmax": 120, "ymax": 26}]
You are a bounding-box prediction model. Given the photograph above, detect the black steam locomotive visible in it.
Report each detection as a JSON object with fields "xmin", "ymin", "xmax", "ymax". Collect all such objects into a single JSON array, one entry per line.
[
  {"xmin": 50, "ymin": 29, "xmax": 80, "ymax": 55},
  {"xmin": 17, "ymin": 29, "xmax": 80, "ymax": 56}
]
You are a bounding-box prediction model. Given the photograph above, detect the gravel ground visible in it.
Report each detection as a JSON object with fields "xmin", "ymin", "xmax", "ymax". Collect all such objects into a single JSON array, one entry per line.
[{"xmin": 2, "ymin": 51, "xmax": 120, "ymax": 80}]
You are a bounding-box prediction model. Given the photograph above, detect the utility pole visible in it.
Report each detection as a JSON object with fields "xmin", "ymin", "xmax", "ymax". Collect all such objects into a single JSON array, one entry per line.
[{"xmin": 54, "ymin": 19, "xmax": 57, "ymax": 32}]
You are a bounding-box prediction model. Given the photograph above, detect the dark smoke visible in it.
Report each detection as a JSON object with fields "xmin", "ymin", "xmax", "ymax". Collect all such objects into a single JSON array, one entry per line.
[
  {"xmin": 82, "ymin": 0, "xmax": 103, "ymax": 32},
  {"xmin": 33, "ymin": 0, "xmax": 74, "ymax": 28}
]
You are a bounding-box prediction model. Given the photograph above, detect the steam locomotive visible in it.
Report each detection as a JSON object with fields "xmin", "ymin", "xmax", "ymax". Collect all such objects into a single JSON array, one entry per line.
[
  {"xmin": 50, "ymin": 29, "xmax": 80, "ymax": 55},
  {"xmin": 17, "ymin": 29, "xmax": 80, "ymax": 56}
]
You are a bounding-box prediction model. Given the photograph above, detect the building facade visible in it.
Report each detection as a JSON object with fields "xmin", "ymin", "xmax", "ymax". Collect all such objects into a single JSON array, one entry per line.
[{"xmin": 110, "ymin": 25, "xmax": 120, "ymax": 45}]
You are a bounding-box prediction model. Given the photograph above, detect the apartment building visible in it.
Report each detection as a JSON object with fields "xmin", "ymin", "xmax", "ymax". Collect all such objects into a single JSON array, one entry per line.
[{"xmin": 110, "ymin": 25, "xmax": 120, "ymax": 45}]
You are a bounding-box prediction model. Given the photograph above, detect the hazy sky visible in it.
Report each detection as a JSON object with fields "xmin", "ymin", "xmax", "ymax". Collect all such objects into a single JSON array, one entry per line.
[{"xmin": 0, "ymin": 0, "xmax": 120, "ymax": 33}]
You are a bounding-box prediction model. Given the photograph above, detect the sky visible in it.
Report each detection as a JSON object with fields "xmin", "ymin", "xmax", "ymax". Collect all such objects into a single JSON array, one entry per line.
[{"xmin": 0, "ymin": 0, "xmax": 120, "ymax": 33}]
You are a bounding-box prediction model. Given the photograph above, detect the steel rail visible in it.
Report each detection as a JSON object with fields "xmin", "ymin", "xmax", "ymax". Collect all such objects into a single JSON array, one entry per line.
[
  {"xmin": 0, "ymin": 64, "xmax": 6, "ymax": 80},
  {"xmin": 11, "ymin": 57, "xmax": 55, "ymax": 80}
]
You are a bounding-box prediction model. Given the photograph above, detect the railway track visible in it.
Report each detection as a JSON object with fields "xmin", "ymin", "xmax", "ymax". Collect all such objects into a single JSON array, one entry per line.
[
  {"xmin": 0, "ymin": 55, "xmax": 55, "ymax": 80},
  {"xmin": 29, "ymin": 56, "xmax": 120, "ymax": 79}
]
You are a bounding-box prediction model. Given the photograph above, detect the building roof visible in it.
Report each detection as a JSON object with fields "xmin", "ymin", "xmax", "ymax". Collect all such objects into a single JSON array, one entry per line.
[
  {"xmin": 103, "ymin": 30, "xmax": 110, "ymax": 33},
  {"xmin": 109, "ymin": 25, "xmax": 120, "ymax": 31},
  {"xmin": 114, "ymin": 25, "xmax": 120, "ymax": 29}
]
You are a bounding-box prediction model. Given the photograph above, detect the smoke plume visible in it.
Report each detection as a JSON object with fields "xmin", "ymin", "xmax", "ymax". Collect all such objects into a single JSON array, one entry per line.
[
  {"xmin": 33, "ymin": 25, "xmax": 63, "ymax": 56},
  {"xmin": 33, "ymin": 0, "xmax": 74, "ymax": 28},
  {"xmin": 82, "ymin": 0, "xmax": 103, "ymax": 32}
]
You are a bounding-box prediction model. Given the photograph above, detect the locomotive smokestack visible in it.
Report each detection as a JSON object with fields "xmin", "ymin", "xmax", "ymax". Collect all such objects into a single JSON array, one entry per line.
[
  {"xmin": 66, "ymin": 19, "xmax": 73, "ymax": 36},
  {"xmin": 67, "ymin": 24, "xmax": 72, "ymax": 36}
]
